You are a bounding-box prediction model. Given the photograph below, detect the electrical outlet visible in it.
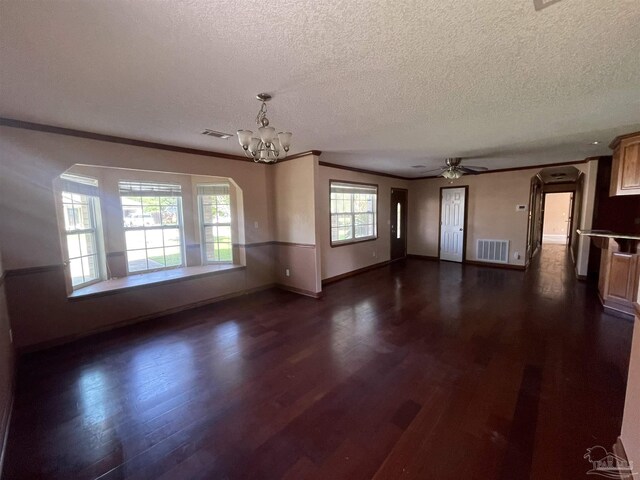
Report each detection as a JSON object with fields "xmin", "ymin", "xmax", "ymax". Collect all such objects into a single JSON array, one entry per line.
[
  {"xmin": 514, "ymin": 252, "xmax": 521, "ymax": 260},
  {"xmin": 285, "ymin": 268, "xmax": 290, "ymax": 277},
  {"xmin": 254, "ymin": 221, "xmax": 259, "ymax": 229},
  {"xmin": 372, "ymin": 250, "xmax": 377, "ymax": 258}
]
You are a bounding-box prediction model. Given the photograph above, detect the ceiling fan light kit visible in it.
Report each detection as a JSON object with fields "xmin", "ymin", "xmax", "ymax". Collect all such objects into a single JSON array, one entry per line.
[
  {"xmin": 237, "ymin": 93, "xmax": 292, "ymax": 164},
  {"xmin": 423, "ymin": 157, "xmax": 489, "ymax": 179}
]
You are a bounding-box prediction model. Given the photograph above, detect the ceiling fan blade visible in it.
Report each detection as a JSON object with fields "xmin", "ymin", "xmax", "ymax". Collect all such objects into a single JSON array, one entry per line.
[
  {"xmin": 420, "ymin": 167, "xmax": 447, "ymax": 174},
  {"xmin": 464, "ymin": 165, "xmax": 489, "ymax": 171},
  {"xmin": 457, "ymin": 166, "xmax": 482, "ymax": 175}
]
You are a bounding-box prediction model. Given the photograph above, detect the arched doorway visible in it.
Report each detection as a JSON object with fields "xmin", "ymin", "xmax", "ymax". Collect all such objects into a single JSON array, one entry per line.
[{"xmin": 526, "ymin": 166, "xmax": 583, "ymax": 264}]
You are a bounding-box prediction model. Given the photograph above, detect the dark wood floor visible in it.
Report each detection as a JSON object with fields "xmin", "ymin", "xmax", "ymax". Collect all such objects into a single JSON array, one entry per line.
[{"xmin": 2, "ymin": 246, "xmax": 633, "ymax": 480}]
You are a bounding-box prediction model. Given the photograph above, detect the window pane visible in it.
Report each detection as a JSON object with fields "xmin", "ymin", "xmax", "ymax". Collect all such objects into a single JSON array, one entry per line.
[
  {"xmin": 217, "ymin": 204, "xmax": 231, "ymax": 223},
  {"xmin": 217, "ymin": 226, "xmax": 232, "ymax": 242},
  {"xmin": 121, "ymin": 195, "xmax": 140, "ymax": 206},
  {"xmin": 79, "ymin": 232, "xmax": 97, "ymax": 256},
  {"xmin": 146, "ymin": 248, "xmax": 166, "ymax": 268},
  {"xmin": 74, "ymin": 203, "xmax": 92, "ymax": 230},
  {"xmin": 83, "ymin": 255, "xmax": 99, "ymax": 282},
  {"xmin": 125, "ymin": 230, "xmax": 145, "ymax": 250},
  {"xmin": 145, "ymin": 229, "xmax": 164, "ymax": 249},
  {"xmin": 161, "ymin": 205, "xmax": 178, "ymax": 226},
  {"xmin": 127, "ymin": 250, "xmax": 147, "ymax": 272},
  {"xmin": 338, "ymin": 227, "xmax": 351, "ymax": 240},
  {"xmin": 69, "ymin": 258, "xmax": 84, "ymax": 286},
  {"xmin": 216, "ymin": 194, "xmax": 230, "ymax": 205},
  {"xmin": 217, "ymin": 243, "xmax": 232, "ymax": 262},
  {"xmin": 205, "ymin": 242, "xmax": 216, "ymax": 262},
  {"xmin": 203, "ymin": 205, "xmax": 215, "ymax": 224},
  {"xmin": 163, "ymin": 228, "xmax": 181, "ymax": 246},
  {"xmin": 164, "ymin": 246, "xmax": 182, "ymax": 266}
]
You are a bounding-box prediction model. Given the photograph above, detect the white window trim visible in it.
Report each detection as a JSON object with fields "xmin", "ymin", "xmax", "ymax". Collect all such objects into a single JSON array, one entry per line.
[
  {"xmin": 197, "ymin": 185, "xmax": 234, "ymax": 265},
  {"xmin": 119, "ymin": 183, "xmax": 186, "ymax": 275},
  {"xmin": 59, "ymin": 185, "xmax": 105, "ymax": 290},
  {"xmin": 330, "ymin": 181, "xmax": 378, "ymax": 246}
]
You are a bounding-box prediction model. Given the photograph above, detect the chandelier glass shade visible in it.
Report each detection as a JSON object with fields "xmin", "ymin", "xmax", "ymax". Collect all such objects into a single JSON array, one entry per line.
[{"xmin": 237, "ymin": 94, "xmax": 292, "ymax": 163}]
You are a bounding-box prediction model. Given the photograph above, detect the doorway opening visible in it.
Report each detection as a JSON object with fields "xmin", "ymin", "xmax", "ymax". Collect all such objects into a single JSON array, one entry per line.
[
  {"xmin": 542, "ymin": 192, "xmax": 573, "ymax": 246},
  {"xmin": 526, "ymin": 165, "xmax": 583, "ymax": 267}
]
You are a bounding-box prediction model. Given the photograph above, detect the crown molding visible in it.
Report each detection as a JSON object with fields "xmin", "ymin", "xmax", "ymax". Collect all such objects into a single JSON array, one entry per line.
[
  {"xmin": 318, "ymin": 161, "xmax": 410, "ymax": 180},
  {"xmin": 609, "ymin": 131, "xmax": 640, "ymax": 150},
  {"xmin": 1, "ymin": 117, "xmax": 599, "ymax": 179},
  {"xmin": 0, "ymin": 117, "xmax": 322, "ymax": 163}
]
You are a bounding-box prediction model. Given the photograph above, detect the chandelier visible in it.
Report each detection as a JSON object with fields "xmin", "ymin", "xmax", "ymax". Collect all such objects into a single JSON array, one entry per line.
[{"xmin": 237, "ymin": 93, "xmax": 292, "ymax": 163}]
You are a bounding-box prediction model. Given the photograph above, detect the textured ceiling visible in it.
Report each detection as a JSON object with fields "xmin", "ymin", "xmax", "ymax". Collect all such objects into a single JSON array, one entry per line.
[{"xmin": 1, "ymin": 0, "xmax": 639, "ymax": 177}]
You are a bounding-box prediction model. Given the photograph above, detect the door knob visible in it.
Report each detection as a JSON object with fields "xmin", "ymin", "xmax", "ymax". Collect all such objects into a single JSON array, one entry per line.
[{"xmin": 459, "ymin": 228, "xmax": 463, "ymax": 231}]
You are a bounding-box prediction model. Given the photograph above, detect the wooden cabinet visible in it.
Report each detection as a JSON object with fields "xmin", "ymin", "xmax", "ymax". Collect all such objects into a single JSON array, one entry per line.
[
  {"xmin": 598, "ymin": 238, "xmax": 639, "ymax": 316},
  {"xmin": 610, "ymin": 131, "xmax": 640, "ymax": 196}
]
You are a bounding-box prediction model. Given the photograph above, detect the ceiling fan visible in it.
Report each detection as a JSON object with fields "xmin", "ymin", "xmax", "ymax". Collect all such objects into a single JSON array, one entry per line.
[{"xmin": 423, "ymin": 157, "xmax": 489, "ymax": 179}]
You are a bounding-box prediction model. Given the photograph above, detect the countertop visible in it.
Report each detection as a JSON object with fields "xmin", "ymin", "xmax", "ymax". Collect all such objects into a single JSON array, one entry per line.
[{"xmin": 577, "ymin": 229, "xmax": 640, "ymax": 241}]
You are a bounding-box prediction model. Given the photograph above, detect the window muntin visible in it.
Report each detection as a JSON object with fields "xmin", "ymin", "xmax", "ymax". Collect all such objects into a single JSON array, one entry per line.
[
  {"xmin": 119, "ymin": 181, "xmax": 184, "ymax": 273},
  {"xmin": 198, "ymin": 184, "xmax": 233, "ymax": 263},
  {"xmin": 330, "ymin": 181, "xmax": 377, "ymax": 245},
  {"xmin": 60, "ymin": 175, "xmax": 102, "ymax": 288}
]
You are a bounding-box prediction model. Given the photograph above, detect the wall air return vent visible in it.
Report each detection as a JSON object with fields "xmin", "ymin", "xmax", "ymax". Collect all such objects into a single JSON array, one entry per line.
[
  {"xmin": 201, "ymin": 129, "xmax": 233, "ymax": 139},
  {"xmin": 476, "ymin": 239, "xmax": 509, "ymax": 264}
]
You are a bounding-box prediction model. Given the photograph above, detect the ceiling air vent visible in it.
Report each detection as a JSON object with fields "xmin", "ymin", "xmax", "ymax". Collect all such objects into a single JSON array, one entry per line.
[{"xmin": 201, "ymin": 129, "xmax": 233, "ymax": 139}]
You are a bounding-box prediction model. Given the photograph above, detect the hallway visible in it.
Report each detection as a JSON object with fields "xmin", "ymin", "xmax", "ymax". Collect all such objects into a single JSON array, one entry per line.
[{"xmin": 2, "ymin": 246, "xmax": 633, "ymax": 479}]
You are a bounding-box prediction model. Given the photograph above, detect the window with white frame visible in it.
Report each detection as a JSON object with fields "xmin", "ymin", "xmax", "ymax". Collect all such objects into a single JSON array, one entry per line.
[
  {"xmin": 198, "ymin": 184, "xmax": 233, "ymax": 263},
  {"xmin": 330, "ymin": 181, "xmax": 377, "ymax": 245},
  {"xmin": 119, "ymin": 181, "xmax": 184, "ymax": 273},
  {"xmin": 60, "ymin": 174, "xmax": 103, "ymax": 288}
]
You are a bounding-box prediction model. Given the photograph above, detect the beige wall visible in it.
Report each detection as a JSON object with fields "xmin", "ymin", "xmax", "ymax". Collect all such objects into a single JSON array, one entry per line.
[
  {"xmin": 407, "ymin": 162, "xmax": 595, "ymax": 273},
  {"xmin": 0, "ymin": 249, "xmax": 15, "ymax": 472},
  {"xmin": 408, "ymin": 168, "xmax": 538, "ymax": 266},
  {"xmin": 271, "ymin": 155, "xmax": 321, "ymax": 294},
  {"xmin": 622, "ymin": 313, "xmax": 640, "ymax": 468},
  {"xmin": 0, "ymin": 126, "xmax": 277, "ymax": 348},
  {"xmin": 272, "ymin": 157, "xmax": 316, "ymax": 245},
  {"xmin": 542, "ymin": 192, "xmax": 571, "ymax": 243},
  {"xmin": 317, "ymin": 165, "xmax": 410, "ymax": 280}
]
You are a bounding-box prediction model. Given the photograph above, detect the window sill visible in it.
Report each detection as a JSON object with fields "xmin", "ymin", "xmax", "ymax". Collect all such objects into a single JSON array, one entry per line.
[
  {"xmin": 330, "ymin": 237, "xmax": 378, "ymax": 248},
  {"xmin": 68, "ymin": 264, "xmax": 245, "ymax": 301}
]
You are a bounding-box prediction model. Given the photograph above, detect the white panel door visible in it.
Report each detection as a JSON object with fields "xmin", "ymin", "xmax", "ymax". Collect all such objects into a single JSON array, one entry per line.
[{"xmin": 440, "ymin": 187, "xmax": 466, "ymax": 262}]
